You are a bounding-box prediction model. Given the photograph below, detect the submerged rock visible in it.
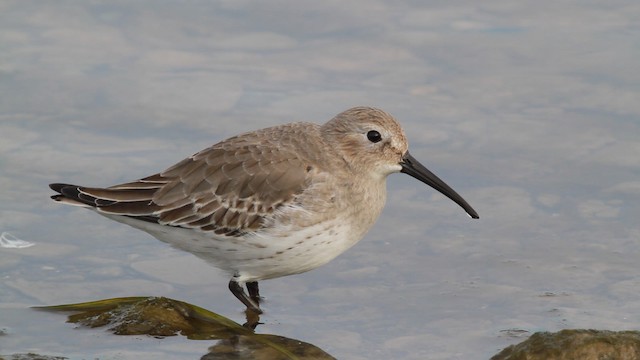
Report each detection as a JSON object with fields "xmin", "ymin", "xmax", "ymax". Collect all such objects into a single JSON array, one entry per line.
[
  {"xmin": 492, "ymin": 329, "xmax": 640, "ymax": 360},
  {"xmin": 37, "ymin": 296, "xmax": 335, "ymax": 359},
  {"xmin": 37, "ymin": 296, "xmax": 248, "ymax": 339}
]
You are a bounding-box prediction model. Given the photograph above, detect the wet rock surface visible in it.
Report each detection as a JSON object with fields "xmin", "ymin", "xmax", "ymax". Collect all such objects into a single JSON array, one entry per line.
[
  {"xmin": 35, "ymin": 296, "xmax": 335, "ymax": 360},
  {"xmin": 492, "ymin": 329, "xmax": 640, "ymax": 360}
]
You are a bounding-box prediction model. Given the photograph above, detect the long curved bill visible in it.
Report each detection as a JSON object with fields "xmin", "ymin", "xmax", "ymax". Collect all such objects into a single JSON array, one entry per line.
[{"xmin": 400, "ymin": 151, "xmax": 479, "ymax": 219}]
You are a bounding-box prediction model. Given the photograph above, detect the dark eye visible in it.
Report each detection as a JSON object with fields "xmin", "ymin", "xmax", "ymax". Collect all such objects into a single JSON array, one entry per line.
[{"xmin": 367, "ymin": 130, "xmax": 382, "ymax": 143}]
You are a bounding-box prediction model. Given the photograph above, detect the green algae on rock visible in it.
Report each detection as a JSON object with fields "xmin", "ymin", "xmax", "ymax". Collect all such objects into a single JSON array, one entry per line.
[
  {"xmin": 492, "ymin": 329, "xmax": 640, "ymax": 360},
  {"xmin": 35, "ymin": 296, "xmax": 335, "ymax": 360},
  {"xmin": 36, "ymin": 296, "xmax": 247, "ymax": 339}
]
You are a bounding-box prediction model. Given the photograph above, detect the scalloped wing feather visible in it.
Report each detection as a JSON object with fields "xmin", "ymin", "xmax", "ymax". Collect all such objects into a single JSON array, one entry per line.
[{"xmin": 58, "ymin": 124, "xmax": 317, "ymax": 237}]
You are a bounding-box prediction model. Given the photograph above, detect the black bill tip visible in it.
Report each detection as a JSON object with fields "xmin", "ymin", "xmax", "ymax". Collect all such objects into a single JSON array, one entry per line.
[{"xmin": 400, "ymin": 151, "xmax": 479, "ymax": 219}]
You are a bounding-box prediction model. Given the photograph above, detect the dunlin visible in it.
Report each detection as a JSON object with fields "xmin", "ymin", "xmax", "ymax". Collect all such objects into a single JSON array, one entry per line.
[{"xmin": 50, "ymin": 107, "xmax": 478, "ymax": 313}]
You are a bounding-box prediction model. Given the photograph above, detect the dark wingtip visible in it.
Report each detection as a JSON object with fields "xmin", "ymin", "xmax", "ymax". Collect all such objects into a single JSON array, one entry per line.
[
  {"xmin": 49, "ymin": 183, "xmax": 83, "ymax": 199},
  {"xmin": 49, "ymin": 183, "xmax": 72, "ymax": 194},
  {"xmin": 49, "ymin": 183, "xmax": 95, "ymax": 206}
]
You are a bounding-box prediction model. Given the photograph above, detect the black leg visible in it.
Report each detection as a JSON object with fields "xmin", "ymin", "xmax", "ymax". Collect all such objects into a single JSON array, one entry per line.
[
  {"xmin": 229, "ymin": 279, "xmax": 262, "ymax": 314},
  {"xmin": 246, "ymin": 281, "xmax": 260, "ymax": 303}
]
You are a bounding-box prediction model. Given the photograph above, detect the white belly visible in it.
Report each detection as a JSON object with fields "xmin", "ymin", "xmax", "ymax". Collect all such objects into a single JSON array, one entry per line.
[{"xmin": 103, "ymin": 213, "xmax": 364, "ymax": 282}]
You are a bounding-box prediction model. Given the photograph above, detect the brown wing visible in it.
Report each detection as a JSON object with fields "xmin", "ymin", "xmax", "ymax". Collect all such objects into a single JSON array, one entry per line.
[{"xmin": 54, "ymin": 125, "xmax": 315, "ymax": 237}]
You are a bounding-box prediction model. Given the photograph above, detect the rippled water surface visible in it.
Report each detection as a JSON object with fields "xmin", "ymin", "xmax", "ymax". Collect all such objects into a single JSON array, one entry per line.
[{"xmin": 1, "ymin": 2, "xmax": 639, "ymax": 359}]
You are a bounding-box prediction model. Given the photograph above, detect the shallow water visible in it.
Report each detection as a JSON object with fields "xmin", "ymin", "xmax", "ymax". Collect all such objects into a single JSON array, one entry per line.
[{"xmin": 1, "ymin": 1, "xmax": 640, "ymax": 359}]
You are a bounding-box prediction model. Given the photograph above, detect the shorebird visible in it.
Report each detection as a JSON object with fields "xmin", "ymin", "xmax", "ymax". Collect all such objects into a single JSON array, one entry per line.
[{"xmin": 49, "ymin": 107, "xmax": 478, "ymax": 313}]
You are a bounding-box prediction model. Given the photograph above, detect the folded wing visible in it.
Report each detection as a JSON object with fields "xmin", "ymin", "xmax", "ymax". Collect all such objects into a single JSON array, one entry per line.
[{"xmin": 50, "ymin": 130, "xmax": 312, "ymax": 237}]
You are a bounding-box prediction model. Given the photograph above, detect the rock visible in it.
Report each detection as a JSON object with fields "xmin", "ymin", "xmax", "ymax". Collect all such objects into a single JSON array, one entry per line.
[{"xmin": 492, "ymin": 329, "xmax": 640, "ymax": 360}]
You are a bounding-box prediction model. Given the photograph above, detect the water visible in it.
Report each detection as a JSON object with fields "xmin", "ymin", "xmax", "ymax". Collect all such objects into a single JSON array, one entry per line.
[{"xmin": 1, "ymin": 1, "xmax": 639, "ymax": 359}]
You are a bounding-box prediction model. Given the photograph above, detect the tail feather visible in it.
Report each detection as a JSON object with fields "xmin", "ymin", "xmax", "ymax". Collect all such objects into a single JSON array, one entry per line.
[
  {"xmin": 49, "ymin": 183, "xmax": 160, "ymax": 223},
  {"xmin": 50, "ymin": 183, "xmax": 100, "ymax": 207},
  {"xmin": 80, "ymin": 187, "xmax": 156, "ymax": 202}
]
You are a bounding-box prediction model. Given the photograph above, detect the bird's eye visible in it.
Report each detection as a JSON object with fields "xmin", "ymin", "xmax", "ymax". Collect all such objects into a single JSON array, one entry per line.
[{"xmin": 366, "ymin": 130, "xmax": 382, "ymax": 143}]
